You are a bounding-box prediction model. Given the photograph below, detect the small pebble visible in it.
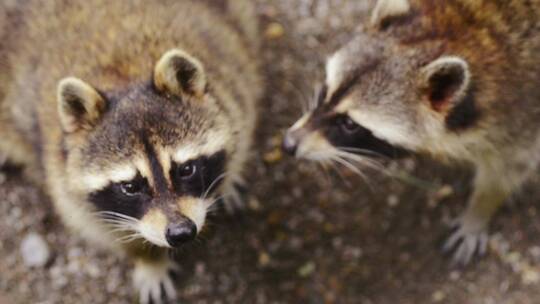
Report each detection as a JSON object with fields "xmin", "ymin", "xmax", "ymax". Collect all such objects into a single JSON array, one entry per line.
[
  {"xmin": 431, "ymin": 290, "xmax": 446, "ymax": 302},
  {"xmin": 265, "ymin": 22, "xmax": 285, "ymax": 40},
  {"xmin": 297, "ymin": 261, "xmax": 316, "ymax": 277},
  {"xmin": 521, "ymin": 268, "xmax": 540, "ymax": 285},
  {"xmin": 263, "ymin": 148, "xmax": 283, "ymax": 164},
  {"xmin": 21, "ymin": 232, "xmax": 50, "ymax": 268},
  {"xmin": 387, "ymin": 194, "xmax": 399, "ymax": 207},
  {"xmin": 248, "ymin": 197, "xmax": 262, "ymax": 211},
  {"xmin": 258, "ymin": 252, "xmax": 271, "ymax": 267}
]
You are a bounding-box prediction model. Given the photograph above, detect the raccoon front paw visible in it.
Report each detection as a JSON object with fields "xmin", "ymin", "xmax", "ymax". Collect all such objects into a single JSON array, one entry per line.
[
  {"xmin": 442, "ymin": 216, "xmax": 489, "ymax": 266},
  {"xmin": 133, "ymin": 259, "xmax": 179, "ymax": 304},
  {"xmin": 222, "ymin": 182, "xmax": 248, "ymax": 214}
]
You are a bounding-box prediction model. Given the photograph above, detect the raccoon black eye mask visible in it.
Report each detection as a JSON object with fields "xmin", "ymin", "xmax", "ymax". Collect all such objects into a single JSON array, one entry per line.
[
  {"xmin": 89, "ymin": 150, "xmax": 226, "ymax": 220},
  {"xmin": 318, "ymin": 114, "xmax": 409, "ymax": 159},
  {"xmin": 170, "ymin": 150, "xmax": 226, "ymax": 198}
]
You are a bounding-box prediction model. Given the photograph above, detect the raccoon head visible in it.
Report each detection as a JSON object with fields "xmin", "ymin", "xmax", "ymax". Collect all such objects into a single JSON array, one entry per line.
[
  {"xmin": 283, "ymin": 0, "xmax": 477, "ymax": 166},
  {"xmin": 57, "ymin": 49, "xmax": 231, "ymax": 248}
]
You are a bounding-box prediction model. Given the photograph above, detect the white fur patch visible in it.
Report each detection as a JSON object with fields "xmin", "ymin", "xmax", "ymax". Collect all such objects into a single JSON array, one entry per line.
[
  {"xmin": 138, "ymin": 224, "xmax": 170, "ymax": 248},
  {"xmin": 334, "ymin": 97, "xmax": 355, "ymax": 114},
  {"xmin": 138, "ymin": 209, "xmax": 170, "ymax": 248},
  {"xmin": 81, "ymin": 165, "xmax": 138, "ymax": 191},
  {"xmin": 325, "ymin": 52, "xmax": 346, "ymax": 97},
  {"xmin": 297, "ymin": 131, "xmax": 334, "ymax": 160},
  {"xmin": 371, "ymin": 0, "xmax": 411, "ymax": 25},
  {"xmin": 180, "ymin": 197, "xmax": 207, "ymax": 232},
  {"xmin": 348, "ymin": 109, "xmax": 421, "ymax": 148},
  {"xmin": 290, "ymin": 113, "xmax": 311, "ymax": 131},
  {"xmin": 172, "ymin": 130, "xmax": 229, "ymax": 164}
]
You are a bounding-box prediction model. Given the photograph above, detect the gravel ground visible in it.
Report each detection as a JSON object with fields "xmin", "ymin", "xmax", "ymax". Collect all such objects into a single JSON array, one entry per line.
[{"xmin": 2, "ymin": 1, "xmax": 540, "ymax": 303}]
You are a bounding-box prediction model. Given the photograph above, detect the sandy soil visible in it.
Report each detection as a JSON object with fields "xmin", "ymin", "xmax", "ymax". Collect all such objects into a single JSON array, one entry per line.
[{"xmin": 1, "ymin": 1, "xmax": 540, "ymax": 303}]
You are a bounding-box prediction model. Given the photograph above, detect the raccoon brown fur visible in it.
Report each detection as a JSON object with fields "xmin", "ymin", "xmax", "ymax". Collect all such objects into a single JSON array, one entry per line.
[
  {"xmin": 0, "ymin": 1, "xmax": 262, "ymax": 303},
  {"xmin": 284, "ymin": 0, "xmax": 540, "ymax": 265}
]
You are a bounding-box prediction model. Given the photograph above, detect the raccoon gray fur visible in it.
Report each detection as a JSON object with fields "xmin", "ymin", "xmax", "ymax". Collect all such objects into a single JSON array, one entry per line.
[
  {"xmin": 0, "ymin": 1, "xmax": 262, "ymax": 302},
  {"xmin": 284, "ymin": 0, "xmax": 540, "ymax": 265}
]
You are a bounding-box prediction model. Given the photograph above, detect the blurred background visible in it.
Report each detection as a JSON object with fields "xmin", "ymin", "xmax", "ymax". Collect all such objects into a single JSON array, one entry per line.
[{"xmin": 1, "ymin": 0, "xmax": 540, "ymax": 303}]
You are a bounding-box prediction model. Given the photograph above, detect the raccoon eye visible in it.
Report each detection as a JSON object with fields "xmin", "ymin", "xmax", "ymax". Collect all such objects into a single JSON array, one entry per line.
[
  {"xmin": 177, "ymin": 162, "xmax": 197, "ymax": 180},
  {"xmin": 119, "ymin": 181, "xmax": 144, "ymax": 196},
  {"xmin": 339, "ymin": 116, "xmax": 360, "ymax": 134}
]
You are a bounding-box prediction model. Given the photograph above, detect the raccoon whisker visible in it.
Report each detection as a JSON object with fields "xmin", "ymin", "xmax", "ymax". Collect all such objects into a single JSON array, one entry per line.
[
  {"xmin": 115, "ymin": 232, "xmax": 144, "ymax": 244},
  {"xmin": 285, "ymin": 80, "xmax": 312, "ymax": 114},
  {"xmin": 205, "ymin": 194, "xmax": 232, "ymax": 211},
  {"xmin": 329, "ymin": 154, "xmax": 375, "ymax": 191},
  {"xmin": 305, "ymin": 150, "xmax": 369, "ymax": 185},
  {"xmin": 95, "ymin": 211, "xmax": 140, "ymax": 223},
  {"xmin": 322, "ymin": 158, "xmax": 351, "ymax": 185},
  {"xmin": 335, "ymin": 149, "xmax": 384, "ymax": 166},
  {"xmin": 99, "ymin": 218, "xmax": 139, "ymax": 226},
  {"xmin": 206, "ymin": 206, "xmax": 221, "ymax": 215},
  {"xmin": 334, "ymin": 150, "xmax": 386, "ymax": 172},
  {"xmin": 318, "ymin": 157, "xmax": 342, "ymax": 176},
  {"xmin": 330, "ymin": 155, "xmax": 367, "ymax": 179},
  {"xmin": 116, "ymin": 235, "xmax": 140, "ymax": 243},
  {"xmin": 201, "ymin": 172, "xmax": 230, "ymax": 201},
  {"xmin": 305, "ymin": 150, "xmax": 336, "ymax": 162},
  {"xmin": 99, "ymin": 219, "xmax": 140, "ymax": 232},
  {"xmin": 315, "ymin": 161, "xmax": 333, "ymax": 182},
  {"xmin": 336, "ymin": 147, "xmax": 388, "ymax": 159},
  {"xmin": 109, "ymin": 226, "xmax": 138, "ymax": 234}
]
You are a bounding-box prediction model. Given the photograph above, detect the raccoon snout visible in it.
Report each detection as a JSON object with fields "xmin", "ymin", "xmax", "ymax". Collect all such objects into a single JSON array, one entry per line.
[
  {"xmin": 165, "ymin": 219, "xmax": 197, "ymax": 247},
  {"xmin": 282, "ymin": 131, "xmax": 299, "ymax": 156}
]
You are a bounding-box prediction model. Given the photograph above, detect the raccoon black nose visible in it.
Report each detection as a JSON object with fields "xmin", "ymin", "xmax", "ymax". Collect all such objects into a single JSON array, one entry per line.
[
  {"xmin": 166, "ymin": 219, "xmax": 197, "ymax": 247},
  {"xmin": 282, "ymin": 133, "xmax": 298, "ymax": 156}
]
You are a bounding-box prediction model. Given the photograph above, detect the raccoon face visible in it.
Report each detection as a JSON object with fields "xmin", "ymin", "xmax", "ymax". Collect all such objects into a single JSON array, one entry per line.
[
  {"xmin": 57, "ymin": 49, "xmax": 231, "ymax": 248},
  {"xmin": 284, "ymin": 27, "xmax": 474, "ymax": 165}
]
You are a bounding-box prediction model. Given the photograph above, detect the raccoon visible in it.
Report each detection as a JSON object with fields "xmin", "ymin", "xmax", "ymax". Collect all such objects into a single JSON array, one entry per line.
[
  {"xmin": 0, "ymin": 0, "xmax": 261, "ymax": 302},
  {"xmin": 284, "ymin": 0, "xmax": 540, "ymax": 265}
]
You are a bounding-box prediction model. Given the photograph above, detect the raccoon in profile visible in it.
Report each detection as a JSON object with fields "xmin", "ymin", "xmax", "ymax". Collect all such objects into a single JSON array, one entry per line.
[
  {"xmin": 284, "ymin": 0, "xmax": 540, "ymax": 265},
  {"xmin": 0, "ymin": 0, "xmax": 262, "ymax": 302}
]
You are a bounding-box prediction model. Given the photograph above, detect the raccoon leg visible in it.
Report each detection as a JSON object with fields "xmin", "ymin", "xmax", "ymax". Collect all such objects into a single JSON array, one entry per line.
[
  {"xmin": 0, "ymin": 122, "xmax": 34, "ymax": 167},
  {"xmin": 132, "ymin": 251, "xmax": 178, "ymax": 304},
  {"xmin": 222, "ymin": 176, "xmax": 248, "ymax": 213},
  {"xmin": 0, "ymin": 95, "xmax": 35, "ymax": 168},
  {"xmin": 442, "ymin": 162, "xmax": 510, "ymax": 265}
]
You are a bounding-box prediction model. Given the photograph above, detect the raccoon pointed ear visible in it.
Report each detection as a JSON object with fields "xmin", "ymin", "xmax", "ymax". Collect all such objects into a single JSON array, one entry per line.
[
  {"xmin": 371, "ymin": 0, "xmax": 411, "ymax": 27},
  {"xmin": 421, "ymin": 56, "xmax": 471, "ymax": 113},
  {"xmin": 154, "ymin": 49, "xmax": 207, "ymax": 98},
  {"xmin": 57, "ymin": 77, "xmax": 106, "ymax": 133}
]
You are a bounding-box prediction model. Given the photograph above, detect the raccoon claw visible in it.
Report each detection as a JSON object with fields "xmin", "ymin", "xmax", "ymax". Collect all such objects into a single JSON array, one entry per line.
[
  {"xmin": 442, "ymin": 217, "xmax": 489, "ymax": 266},
  {"xmin": 222, "ymin": 182, "xmax": 248, "ymax": 214},
  {"xmin": 133, "ymin": 260, "xmax": 179, "ymax": 304},
  {"xmin": 223, "ymin": 195, "xmax": 245, "ymax": 214}
]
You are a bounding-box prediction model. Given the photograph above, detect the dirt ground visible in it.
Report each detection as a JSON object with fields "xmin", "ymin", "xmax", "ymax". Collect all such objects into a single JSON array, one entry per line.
[{"xmin": 2, "ymin": 1, "xmax": 540, "ymax": 303}]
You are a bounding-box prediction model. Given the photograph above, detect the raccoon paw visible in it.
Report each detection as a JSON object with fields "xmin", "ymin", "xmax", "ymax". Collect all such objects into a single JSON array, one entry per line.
[
  {"xmin": 133, "ymin": 259, "xmax": 179, "ymax": 304},
  {"xmin": 442, "ymin": 216, "xmax": 489, "ymax": 266},
  {"xmin": 222, "ymin": 182, "xmax": 248, "ymax": 214}
]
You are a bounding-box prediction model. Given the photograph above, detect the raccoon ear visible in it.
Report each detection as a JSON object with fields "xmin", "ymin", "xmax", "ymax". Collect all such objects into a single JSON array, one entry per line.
[
  {"xmin": 57, "ymin": 77, "xmax": 106, "ymax": 133},
  {"xmin": 421, "ymin": 56, "xmax": 471, "ymax": 113},
  {"xmin": 371, "ymin": 0, "xmax": 411, "ymax": 27},
  {"xmin": 154, "ymin": 49, "xmax": 207, "ymax": 98}
]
